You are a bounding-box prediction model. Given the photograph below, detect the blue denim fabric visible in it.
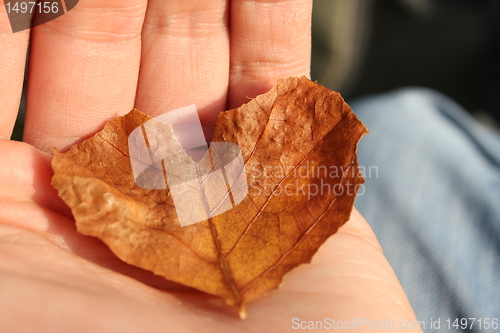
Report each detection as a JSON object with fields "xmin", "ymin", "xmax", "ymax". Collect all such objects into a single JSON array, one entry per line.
[{"xmin": 350, "ymin": 88, "xmax": 500, "ymax": 333}]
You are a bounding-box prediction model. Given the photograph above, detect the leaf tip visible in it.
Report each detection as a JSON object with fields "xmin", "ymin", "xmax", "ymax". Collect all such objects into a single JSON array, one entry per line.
[{"xmin": 238, "ymin": 304, "xmax": 247, "ymax": 320}]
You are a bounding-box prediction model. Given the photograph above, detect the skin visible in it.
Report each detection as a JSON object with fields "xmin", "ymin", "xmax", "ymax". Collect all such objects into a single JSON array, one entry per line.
[{"xmin": 0, "ymin": 1, "xmax": 422, "ymax": 332}]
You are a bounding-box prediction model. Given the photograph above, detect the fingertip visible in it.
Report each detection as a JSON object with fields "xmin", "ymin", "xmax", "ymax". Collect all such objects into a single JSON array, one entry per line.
[{"xmin": 337, "ymin": 207, "xmax": 384, "ymax": 254}]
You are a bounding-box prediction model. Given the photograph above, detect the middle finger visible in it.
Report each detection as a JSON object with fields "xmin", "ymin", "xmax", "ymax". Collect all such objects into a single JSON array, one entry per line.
[{"xmin": 135, "ymin": 0, "xmax": 229, "ymax": 137}]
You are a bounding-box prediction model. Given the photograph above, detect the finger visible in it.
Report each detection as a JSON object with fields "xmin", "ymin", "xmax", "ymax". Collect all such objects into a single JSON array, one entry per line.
[
  {"xmin": 228, "ymin": 0, "xmax": 312, "ymax": 109},
  {"xmin": 0, "ymin": 4, "xmax": 29, "ymax": 139},
  {"xmin": 337, "ymin": 208, "xmax": 383, "ymax": 253},
  {"xmin": 0, "ymin": 140, "xmax": 61, "ymax": 211},
  {"xmin": 135, "ymin": 0, "xmax": 229, "ymax": 139},
  {"xmin": 23, "ymin": 0, "xmax": 147, "ymax": 152}
]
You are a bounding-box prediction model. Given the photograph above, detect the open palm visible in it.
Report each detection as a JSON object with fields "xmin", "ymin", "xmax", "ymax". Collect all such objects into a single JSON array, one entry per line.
[{"xmin": 0, "ymin": 1, "xmax": 420, "ymax": 332}]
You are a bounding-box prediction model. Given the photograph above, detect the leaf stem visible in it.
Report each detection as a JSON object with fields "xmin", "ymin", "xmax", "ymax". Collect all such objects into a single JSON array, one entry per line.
[{"xmin": 207, "ymin": 217, "xmax": 243, "ymax": 315}]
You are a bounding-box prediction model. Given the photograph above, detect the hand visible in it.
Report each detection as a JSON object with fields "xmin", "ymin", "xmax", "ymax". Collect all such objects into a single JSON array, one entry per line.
[{"xmin": 0, "ymin": 1, "xmax": 421, "ymax": 332}]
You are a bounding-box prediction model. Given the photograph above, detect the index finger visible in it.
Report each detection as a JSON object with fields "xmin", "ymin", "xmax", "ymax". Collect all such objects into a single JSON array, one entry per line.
[
  {"xmin": 0, "ymin": 4, "xmax": 29, "ymax": 139},
  {"xmin": 22, "ymin": 0, "xmax": 147, "ymax": 152}
]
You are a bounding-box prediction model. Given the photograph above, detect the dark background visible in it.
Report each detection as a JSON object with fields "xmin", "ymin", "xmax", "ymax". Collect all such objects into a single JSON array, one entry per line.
[{"xmin": 311, "ymin": 0, "xmax": 499, "ymax": 128}]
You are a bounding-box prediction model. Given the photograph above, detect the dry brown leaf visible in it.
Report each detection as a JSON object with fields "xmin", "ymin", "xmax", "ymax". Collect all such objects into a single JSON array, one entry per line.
[{"xmin": 51, "ymin": 76, "xmax": 368, "ymax": 318}]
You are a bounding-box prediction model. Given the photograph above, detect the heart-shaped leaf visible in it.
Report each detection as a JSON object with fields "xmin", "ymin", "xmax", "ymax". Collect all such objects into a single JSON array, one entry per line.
[{"xmin": 51, "ymin": 76, "xmax": 368, "ymax": 318}]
